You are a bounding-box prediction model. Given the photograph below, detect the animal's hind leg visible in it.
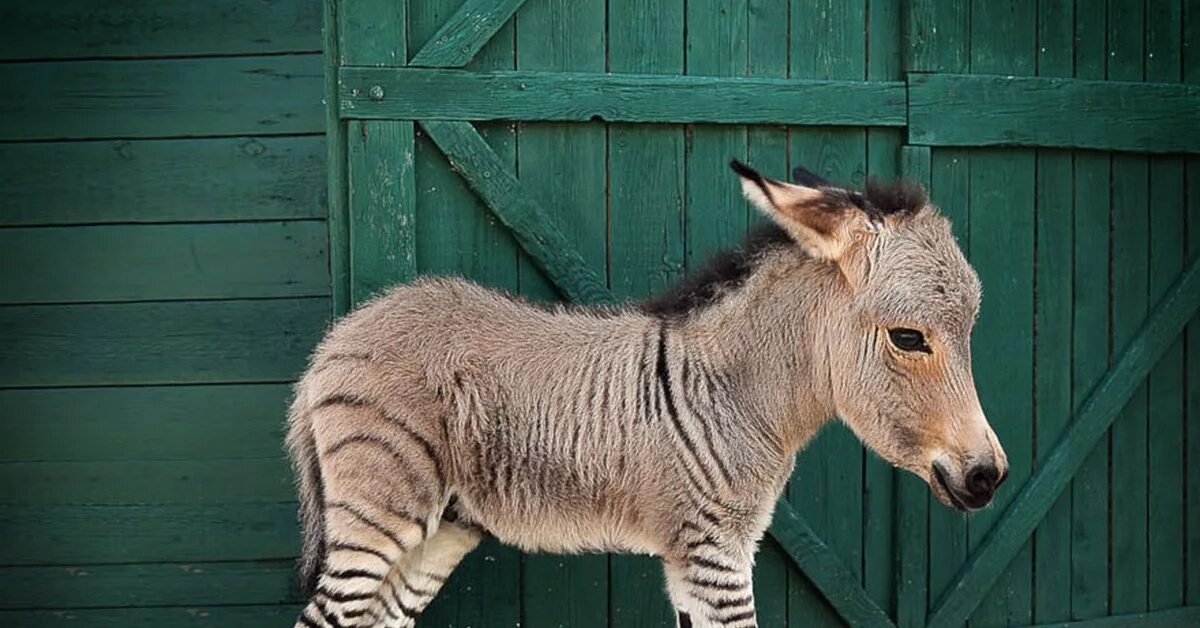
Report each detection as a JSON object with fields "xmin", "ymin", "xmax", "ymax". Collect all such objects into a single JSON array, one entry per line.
[
  {"xmin": 294, "ymin": 400, "xmax": 448, "ymax": 627},
  {"xmin": 374, "ymin": 520, "xmax": 483, "ymax": 627}
]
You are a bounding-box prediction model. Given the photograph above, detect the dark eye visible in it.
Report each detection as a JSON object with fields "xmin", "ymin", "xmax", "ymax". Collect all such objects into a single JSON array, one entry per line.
[{"xmin": 888, "ymin": 328, "xmax": 931, "ymax": 353}]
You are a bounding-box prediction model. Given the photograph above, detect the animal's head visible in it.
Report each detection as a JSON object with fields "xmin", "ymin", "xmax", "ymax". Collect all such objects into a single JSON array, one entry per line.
[{"xmin": 731, "ymin": 160, "xmax": 1008, "ymax": 512}]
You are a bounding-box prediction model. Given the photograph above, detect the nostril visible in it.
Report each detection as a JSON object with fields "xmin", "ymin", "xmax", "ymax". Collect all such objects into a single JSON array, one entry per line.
[
  {"xmin": 965, "ymin": 464, "xmax": 999, "ymax": 497},
  {"xmin": 996, "ymin": 467, "xmax": 1010, "ymax": 488}
]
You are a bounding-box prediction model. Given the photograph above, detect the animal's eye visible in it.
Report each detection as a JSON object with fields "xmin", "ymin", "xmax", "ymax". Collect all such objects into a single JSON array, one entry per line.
[{"xmin": 888, "ymin": 328, "xmax": 931, "ymax": 353}]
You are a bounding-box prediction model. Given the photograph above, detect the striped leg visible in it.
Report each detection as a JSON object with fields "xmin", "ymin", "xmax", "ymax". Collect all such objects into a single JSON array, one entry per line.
[
  {"xmin": 374, "ymin": 521, "xmax": 482, "ymax": 627},
  {"xmin": 664, "ymin": 553, "xmax": 757, "ymax": 628}
]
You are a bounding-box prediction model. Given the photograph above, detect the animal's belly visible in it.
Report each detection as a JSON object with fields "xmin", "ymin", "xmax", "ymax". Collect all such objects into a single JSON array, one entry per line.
[{"xmin": 479, "ymin": 511, "xmax": 660, "ymax": 557}]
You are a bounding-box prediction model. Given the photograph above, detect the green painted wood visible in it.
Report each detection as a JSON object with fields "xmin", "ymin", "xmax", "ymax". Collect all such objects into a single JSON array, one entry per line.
[
  {"xmin": 1023, "ymin": 606, "xmax": 1200, "ymax": 628},
  {"xmin": 606, "ymin": 1, "xmax": 684, "ymax": 623},
  {"xmin": 769, "ymin": 501, "xmax": 896, "ymax": 628},
  {"xmin": 0, "ymin": 605, "xmax": 303, "ymax": 627},
  {"xmin": 1109, "ymin": 0, "xmax": 1152, "ymax": 616},
  {"xmin": 0, "ymin": 222, "xmax": 328, "ymax": 304},
  {"xmin": 0, "ymin": 458, "xmax": 290, "ymax": 505},
  {"xmin": 926, "ymin": 255, "xmax": 1200, "ymax": 628},
  {"xmin": 1032, "ymin": 4, "xmax": 1076, "ymax": 624},
  {"xmin": 0, "ymin": 0, "xmax": 320, "ymax": 61},
  {"xmin": 1188, "ymin": 152, "xmax": 1200, "ymax": 608},
  {"xmin": 895, "ymin": 145, "xmax": 931, "ymax": 628},
  {"xmin": 905, "ymin": 0, "xmax": 970, "ymax": 72},
  {"xmin": 1070, "ymin": 0, "xmax": 1112, "ymax": 618},
  {"xmin": 0, "ymin": 385, "xmax": 290, "ymax": 463},
  {"xmin": 420, "ymin": 119, "xmax": 613, "ymax": 304},
  {"xmin": 0, "ymin": 137, "xmax": 326, "ymax": 226},
  {"xmin": 0, "ymin": 561, "xmax": 300, "ymax": 610},
  {"xmin": 0, "ymin": 55, "xmax": 324, "ymax": 141},
  {"xmin": 0, "ymin": 298, "xmax": 328, "ymax": 388},
  {"xmin": 408, "ymin": 0, "xmax": 526, "ymax": 68},
  {"xmin": 908, "ymin": 73, "xmax": 1200, "ymax": 154},
  {"xmin": 967, "ymin": 2, "xmax": 1037, "ymax": 624},
  {"xmin": 513, "ymin": 0, "xmax": 610, "ymax": 623},
  {"xmin": 324, "ymin": 0, "xmax": 350, "ymax": 316},
  {"xmin": 339, "ymin": 67, "xmax": 908, "ymax": 126},
  {"xmin": 407, "ymin": 5, "xmax": 524, "ymax": 624},
  {"xmin": 347, "ymin": 121, "xmax": 417, "ymax": 302},
  {"xmin": 0, "ymin": 503, "xmax": 299, "ymax": 565},
  {"xmin": 338, "ymin": 0, "xmax": 406, "ymax": 66}
]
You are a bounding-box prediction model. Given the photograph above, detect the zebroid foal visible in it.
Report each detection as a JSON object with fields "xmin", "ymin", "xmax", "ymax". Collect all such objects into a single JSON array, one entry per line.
[{"xmin": 287, "ymin": 161, "xmax": 1009, "ymax": 627}]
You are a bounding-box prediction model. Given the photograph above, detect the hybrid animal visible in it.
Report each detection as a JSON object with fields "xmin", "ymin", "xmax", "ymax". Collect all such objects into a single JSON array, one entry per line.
[{"xmin": 286, "ymin": 161, "xmax": 1008, "ymax": 628}]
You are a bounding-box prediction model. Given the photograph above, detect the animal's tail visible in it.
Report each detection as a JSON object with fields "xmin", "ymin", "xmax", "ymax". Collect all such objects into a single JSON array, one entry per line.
[{"xmin": 285, "ymin": 398, "xmax": 324, "ymax": 596}]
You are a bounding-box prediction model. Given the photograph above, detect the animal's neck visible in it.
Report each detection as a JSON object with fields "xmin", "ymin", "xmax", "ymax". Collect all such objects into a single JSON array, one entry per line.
[{"xmin": 675, "ymin": 250, "xmax": 845, "ymax": 458}]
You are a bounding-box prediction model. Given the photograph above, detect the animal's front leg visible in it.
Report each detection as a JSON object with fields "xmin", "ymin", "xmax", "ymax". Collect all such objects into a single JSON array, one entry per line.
[{"xmin": 663, "ymin": 553, "xmax": 757, "ymax": 628}]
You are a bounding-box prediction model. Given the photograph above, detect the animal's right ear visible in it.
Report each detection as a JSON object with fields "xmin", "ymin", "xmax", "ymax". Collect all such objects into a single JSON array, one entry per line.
[{"xmin": 730, "ymin": 159, "xmax": 864, "ymax": 262}]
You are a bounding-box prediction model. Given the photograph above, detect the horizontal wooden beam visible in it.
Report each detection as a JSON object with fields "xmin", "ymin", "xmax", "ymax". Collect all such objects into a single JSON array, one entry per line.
[
  {"xmin": 342, "ymin": 68, "xmax": 907, "ymax": 126},
  {"xmin": 407, "ymin": 0, "xmax": 528, "ymax": 68},
  {"xmin": 1019, "ymin": 606, "xmax": 1200, "ymax": 628},
  {"xmin": 419, "ymin": 120, "xmax": 613, "ymax": 304},
  {"xmin": 927, "ymin": 254, "xmax": 1200, "ymax": 628},
  {"xmin": 769, "ymin": 501, "xmax": 896, "ymax": 628},
  {"xmin": 908, "ymin": 73, "xmax": 1200, "ymax": 154}
]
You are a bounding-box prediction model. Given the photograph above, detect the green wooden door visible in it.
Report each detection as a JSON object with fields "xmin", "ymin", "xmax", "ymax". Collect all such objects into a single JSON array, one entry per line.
[{"xmin": 327, "ymin": 1, "xmax": 1200, "ymax": 626}]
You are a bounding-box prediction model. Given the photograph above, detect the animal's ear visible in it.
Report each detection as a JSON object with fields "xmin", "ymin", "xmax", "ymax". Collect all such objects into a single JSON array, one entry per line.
[{"xmin": 731, "ymin": 159, "xmax": 866, "ymax": 262}]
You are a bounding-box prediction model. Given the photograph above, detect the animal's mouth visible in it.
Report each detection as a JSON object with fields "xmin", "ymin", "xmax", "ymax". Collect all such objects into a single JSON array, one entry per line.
[{"xmin": 932, "ymin": 463, "xmax": 970, "ymax": 512}]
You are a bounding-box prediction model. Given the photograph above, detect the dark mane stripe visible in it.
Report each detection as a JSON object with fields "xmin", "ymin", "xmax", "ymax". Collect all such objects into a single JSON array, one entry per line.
[
  {"xmin": 863, "ymin": 177, "xmax": 927, "ymax": 217},
  {"xmin": 642, "ymin": 222, "xmax": 793, "ymax": 318}
]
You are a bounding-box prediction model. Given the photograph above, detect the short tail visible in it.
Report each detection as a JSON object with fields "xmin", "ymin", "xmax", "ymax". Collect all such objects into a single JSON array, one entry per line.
[{"xmin": 285, "ymin": 401, "xmax": 324, "ymax": 596}]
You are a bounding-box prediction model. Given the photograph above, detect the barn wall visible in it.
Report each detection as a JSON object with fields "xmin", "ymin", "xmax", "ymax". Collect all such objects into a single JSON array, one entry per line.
[{"xmin": 0, "ymin": 1, "xmax": 327, "ymax": 624}]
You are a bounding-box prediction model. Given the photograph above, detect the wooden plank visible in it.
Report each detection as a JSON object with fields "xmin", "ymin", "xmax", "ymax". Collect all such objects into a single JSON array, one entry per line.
[
  {"xmin": 420, "ymin": 120, "xmax": 613, "ymax": 304},
  {"xmin": 606, "ymin": 1, "xmax": 684, "ymax": 623},
  {"xmin": 907, "ymin": 73, "xmax": 1200, "ymax": 154},
  {"xmin": 339, "ymin": 67, "xmax": 908, "ymax": 126},
  {"xmin": 1023, "ymin": 606, "xmax": 1200, "ymax": 628},
  {"xmin": 1070, "ymin": 0, "xmax": 1112, "ymax": 619},
  {"xmin": 0, "ymin": 561, "xmax": 300, "ymax": 610},
  {"xmin": 925, "ymin": 255, "xmax": 1200, "ymax": 628},
  {"xmin": 347, "ymin": 121, "xmax": 417, "ymax": 302},
  {"xmin": 905, "ymin": 0, "xmax": 970, "ymax": 72},
  {"xmin": 769, "ymin": 502, "xmax": 896, "ymax": 628},
  {"xmin": 0, "ymin": 502, "xmax": 299, "ymax": 564},
  {"xmin": 0, "ymin": 605, "xmax": 303, "ymax": 627},
  {"xmin": 0, "ymin": 458, "xmax": 291, "ymax": 505},
  {"xmin": 895, "ymin": 145, "xmax": 932, "ymax": 628},
  {"xmin": 408, "ymin": 0, "xmax": 526, "ymax": 67},
  {"xmin": 0, "ymin": 0, "xmax": 321, "ymax": 60},
  {"xmin": 0, "ymin": 55, "xmax": 324, "ymax": 141},
  {"xmin": 1186, "ymin": 0, "xmax": 1200, "ymax": 605},
  {"xmin": 0, "ymin": 137, "xmax": 326, "ymax": 226},
  {"xmin": 1033, "ymin": 3, "xmax": 1076, "ymax": 624},
  {"xmin": 1146, "ymin": 0, "xmax": 1187, "ymax": 611},
  {"xmin": 0, "ymin": 385, "xmax": 292, "ymax": 463},
  {"xmin": 324, "ymin": 0, "xmax": 350, "ymax": 317},
  {"xmin": 0, "ymin": 222, "xmax": 328, "ymax": 304},
  {"xmin": 744, "ymin": 1, "xmax": 792, "ymax": 623},
  {"xmin": 513, "ymin": 0, "xmax": 610, "ymax": 624},
  {"xmin": 0, "ymin": 298, "xmax": 328, "ymax": 388},
  {"xmin": 338, "ymin": 0, "xmax": 406, "ymax": 66}
]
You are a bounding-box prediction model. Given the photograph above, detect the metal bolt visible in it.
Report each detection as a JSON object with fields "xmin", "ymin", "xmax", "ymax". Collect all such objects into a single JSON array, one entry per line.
[{"xmin": 368, "ymin": 85, "xmax": 385, "ymax": 101}]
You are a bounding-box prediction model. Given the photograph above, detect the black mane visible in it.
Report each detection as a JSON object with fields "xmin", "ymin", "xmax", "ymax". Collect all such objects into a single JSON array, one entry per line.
[
  {"xmin": 863, "ymin": 177, "xmax": 927, "ymax": 217},
  {"xmin": 641, "ymin": 222, "xmax": 793, "ymax": 318}
]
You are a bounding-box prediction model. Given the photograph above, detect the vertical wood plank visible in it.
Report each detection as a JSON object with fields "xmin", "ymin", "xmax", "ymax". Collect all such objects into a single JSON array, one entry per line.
[
  {"xmin": 325, "ymin": 0, "xmax": 350, "ymax": 315},
  {"xmin": 514, "ymin": 0, "xmax": 610, "ymax": 624},
  {"xmin": 1185, "ymin": 0, "xmax": 1200, "ymax": 607},
  {"xmin": 1070, "ymin": 0, "xmax": 1113, "ymax": 619},
  {"xmin": 1109, "ymin": 0, "xmax": 1151, "ymax": 616},
  {"xmin": 1033, "ymin": 2, "xmax": 1075, "ymax": 623},
  {"xmin": 905, "ymin": 0, "xmax": 970, "ymax": 72},
  {"xmin": 745, "ymin": 1, "xmax": 792, "ymax": 622},
  {"xmin": 787, "ymin": 0, "xmax": 867, "ymax": 624},
  {"xmin": 607, "ymin": 0, "xmax": 685, "ymax": 623},
  {"xmin": 1146, "ymin": 0, "xmax": 1187, "ymax": 612},
  {"xmin": 408, "ymin": 1, "xmax": 523, "ymax": 624},
  {"xmin": 967, "ymin": 1, "xmax": 1037, "ymax": 625},
  {"xmin": 895, "ymin": 145, "xmax": 932, "ymax": 628}
]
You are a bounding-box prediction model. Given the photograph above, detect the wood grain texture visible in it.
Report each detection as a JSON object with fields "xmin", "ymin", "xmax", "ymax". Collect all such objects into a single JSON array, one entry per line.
[
  {"xmin": 339, "ymin": 67, "xmax": 907, "ymax": 125},
  {"xmin": 0, "ymin": 0, "xmax": 320, "ymax": 60},
  {"xmin": 408, "ymin": 0, "xmax": 527, "ymax": 67},
  {"xmin": 926, "ymin": 256, "xmax": 1200, "ymax": 628},
  {"xmin": 0, "ymin": 561, "xmax": 300, "ymax": 610},
  {"xmin": 0, "ymin": 385, "xmax": 291, "ymax": 463},
  {"xmin": 1024, "ymin": 606, "xmax": 1200, "ymax": 628},
  {"xmin": 324, "ymin": 0, "xmax": 351, "ymax": 316},
  {"xmin": 908, "ymin": 73, "xmax": 1200, "ymax": 153},
  {"xmin": 0, "ymin": 55, "xmax": 323, "ymax": 141},
  {"xmin": 0, "ymin": 606, "xmax": 304, "ymax": 627},
  {"xmin": 348, "ymin": 121, "xmax": 417, "ymax": 302},
  {"xmin": 0, "ymin": 137, "xmax": 326, "ymax": 226},
  {"xmin": 0, "ymin": 502, "xmax": 299, "ymax": 564},
  {"xmin": 0, "ymin": 298, "xmax": 328, "ymax": 388},
  {"xmin": 0, "ymin": 221, "xmax": 328, "ymax": 304}
]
